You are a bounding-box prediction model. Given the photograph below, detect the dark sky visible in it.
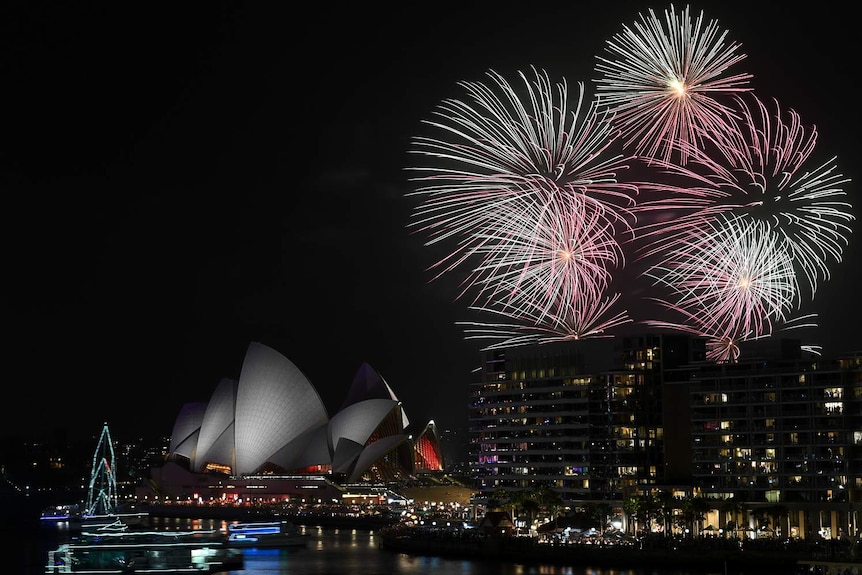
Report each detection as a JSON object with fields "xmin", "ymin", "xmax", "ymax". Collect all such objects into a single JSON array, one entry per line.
[{"xmin": 4, "ymin": 2, "xmax": 859, "ymax": 443}]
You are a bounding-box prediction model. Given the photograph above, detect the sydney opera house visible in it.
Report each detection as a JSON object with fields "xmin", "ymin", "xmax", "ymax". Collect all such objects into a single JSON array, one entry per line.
[{"xmin": 138, "ymin": 342, "xmax": 444, "ymax": 502}]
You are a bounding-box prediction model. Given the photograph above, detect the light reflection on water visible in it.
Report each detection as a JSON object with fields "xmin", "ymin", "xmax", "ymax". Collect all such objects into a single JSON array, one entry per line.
[
  {"xmin": 115, "ymin": 518, "xmax": 725, "ymax": 575},
  {"xmin": 23, "ymin": 498, "xmax": 715, "ymax": 575}
]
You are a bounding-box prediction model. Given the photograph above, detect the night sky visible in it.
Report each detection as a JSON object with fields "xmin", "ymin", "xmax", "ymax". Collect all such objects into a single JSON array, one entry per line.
[{"xmin": 4, "ymin": 2, "xmax": 859, "ymax": 443}]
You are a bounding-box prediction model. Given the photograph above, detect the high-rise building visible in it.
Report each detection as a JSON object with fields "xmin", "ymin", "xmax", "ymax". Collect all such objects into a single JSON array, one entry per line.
[
  {"xmin": 468, "ymin": 334, "xmax": 862, "ymax": 537},
  {"xmin": 665, "ymin": 344, "xmax": 862, "ymax": 537},
  {"xmin": 468, "ymin": 334, "xmax": 704, "ymax": 502}
]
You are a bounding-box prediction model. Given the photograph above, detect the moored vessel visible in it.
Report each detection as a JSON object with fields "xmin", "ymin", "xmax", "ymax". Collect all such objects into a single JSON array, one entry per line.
[
  {"xmin": 226, "ymin": 520, "xmax": 308, "ymax": 548},
  {"xmin": 44, "ymin": 528, "xmax": 243, "ymax": 574}
]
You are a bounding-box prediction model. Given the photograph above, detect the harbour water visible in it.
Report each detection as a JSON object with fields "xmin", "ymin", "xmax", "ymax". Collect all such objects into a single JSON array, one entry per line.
[
  {"xmin": 222, "ymin": 524, "xmax": 730, "ymax": 575},
  {"xmin": 27, "ymin": 512, "xmax": 745, "ymax": 575}
]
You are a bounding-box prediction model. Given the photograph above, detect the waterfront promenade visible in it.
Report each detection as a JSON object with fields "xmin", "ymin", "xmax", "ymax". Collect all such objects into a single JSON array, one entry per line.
[
  {"xmin": 377, "ymin": 522, "xmax": 860, "ymax": 574},
  {"xmin": 135, "ymin": 499, "xmax": 862, "ymax": 573},
  {"xmin": 14, "ymin": 492, "xmax": 862, "ymax": 575}
]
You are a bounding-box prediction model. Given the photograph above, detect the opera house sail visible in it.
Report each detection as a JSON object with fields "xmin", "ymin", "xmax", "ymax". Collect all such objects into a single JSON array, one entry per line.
[{"xmin": 143, "ymin": 342, "xmax": 445, "ymax": 500}]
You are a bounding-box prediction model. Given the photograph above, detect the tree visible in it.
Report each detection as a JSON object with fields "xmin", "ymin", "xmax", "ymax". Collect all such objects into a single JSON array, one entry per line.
[
  {"xmin": 531, "ymin": 484, "xmax": 565, "ymax": 521},
  {"xmin": 678, "ymin": 496, "xmax": 711, "ymax": 537},
  {"xmin": 585, "ymin": 502, "xmax": 612, "ymax": 532},
  {"xmin": 486, "ymin": 489, "xmax": 508, "ymax": 511},
  {"xmin": 763, "ymin": 504, "xmax": 789, "ymax": 538},
  {"xmin": 622, "ymin": 496, "xmax": 640, "ymax": 536},
  {"xmin": 518, "ymin": 497, "xmax": 541, "ymax": 531},
  {"xmin": 721, "ymin": 498, "xmax": 746, "ymax": 538},
  {"xmin": 638, "ymin": 493, "xmax": 661, "ymax": 534},
  {"xmin": 654, "ymin": 491, "xmax": 677, "ymax": 538}
]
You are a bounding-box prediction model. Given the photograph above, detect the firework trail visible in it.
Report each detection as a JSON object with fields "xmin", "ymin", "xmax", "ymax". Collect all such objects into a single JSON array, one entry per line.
[
  {"xmin": 593, "ymin": 3, "xmax": 752, "ymax": 165},
  {"xmin": 459, "ymin": 290, "xmax": 632, "ymax": 351},
  {"xmin": 462, "ymin": 190, "xmax": 622, "ymax": 320},
  {"xmin": 645, "ymin": 214, "xmax": 799, "ymax": 341},
  {"xmin": 406, "ymin": 6, "xmax": 853, "ymax": 362},
  {"xmin": 406, "ymin": 67, "xmax": 638, "ymax": 339},
  {"xmin": 633, "ymin": 93, "xmax": 853, "ymax": 299}
]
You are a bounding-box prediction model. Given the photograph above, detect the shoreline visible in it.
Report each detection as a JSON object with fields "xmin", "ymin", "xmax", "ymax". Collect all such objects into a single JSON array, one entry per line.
[
  {"xmin": 32, "ymin": 497, "xmax": 859, "ymax": 575},
  {"xmin": 377, "ymin": 528, "xmax": 847, "ymax": 574},
  {"xmin": 141, "ymin": 502, "xmax": 400, "ymax": 530}
]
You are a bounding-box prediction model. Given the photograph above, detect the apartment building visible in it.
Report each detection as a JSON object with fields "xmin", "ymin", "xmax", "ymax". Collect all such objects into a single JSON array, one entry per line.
[
  {"xmin": 468, "ymin": 334, "xmax": 703, "ymax": 502},
  {"xmin": 468, "ymin": 334, "xmax": 862, "ymax": 537}
]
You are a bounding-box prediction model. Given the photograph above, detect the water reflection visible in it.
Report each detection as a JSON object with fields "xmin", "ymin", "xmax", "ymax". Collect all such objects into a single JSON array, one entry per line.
[
  {"xmin": 39, "ymin": 516, "xmax": 722, "ymax": 575},
  {"xmin": 218, "ymin": 521, "xmax": 718, "ymax": 575}
]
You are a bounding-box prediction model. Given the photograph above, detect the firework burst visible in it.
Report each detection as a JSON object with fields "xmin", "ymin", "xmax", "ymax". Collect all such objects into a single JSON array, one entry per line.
[
  {"xmin": 645, "ymin": 214, "xmax": 799, "ymax": 342},
  {"xmin": 709, "ymin": 94, "xmax": 854, "ymax": 294},
  {"xmin": 593, "ymin": 3, "xmax": 752, "ymax": 165},
  {"xmin": 407, "ymin": 67, "xmax": 637, "ymax": 336},
  {"xmin": 459, "ymin": 290, "xmax": 632, "ymax": 351},
  {"xmin": 462, "ymin": 189, "xmax": 623, "ymax": 317},
  {"xmin": 633, "ymin": 93, "xmax": 853, "ymax": 298}
]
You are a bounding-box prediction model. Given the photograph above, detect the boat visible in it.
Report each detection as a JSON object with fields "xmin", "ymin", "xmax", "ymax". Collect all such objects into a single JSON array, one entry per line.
[
  {"xmin": 41, "ymin": 425, "xmax": 151, "ymax": 531},
  {"xmin": 87, "ymin": 518, "xmax": 130, "ymax": 533},
  {"xmin": 41, "ymin": 502, "xmax": 149, "ymax": 530},
  {"xmin": 40, "ymin": 504, "xmax": 82, "ymax": 523},
  {"xmin": 226, "ymin": 520, "xmax": 308, "ymax": 548},
  {"xmin": 44, "ymin": 528, "xmax": 243, "ymax": 574},
  {"xmin": 77, "ymin": 502, "xmax": 150, "ymax": 530}
]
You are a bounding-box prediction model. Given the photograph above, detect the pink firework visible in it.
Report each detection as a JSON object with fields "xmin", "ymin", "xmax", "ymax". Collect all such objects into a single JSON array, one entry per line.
[
  {"xmin": 593, "ymin": 4, "xmax": 752, "ymax": 165},
  {"xmin": 645, "ymin": 214, "xmax": 799, "ymax": 343},
  {"xmin": 633, "ymin": 93, "xmax": 853, "ymax": 298},
  {"xmin": 708, "ymin": 94, "xmax": 853, "ymax": 294},
  {"xmin": 407, "ymin": 67, "xmax": 637, "ymax": 334},
  {"xmin": 459, "ymin": 290, "xmax": 632, "ymax": 351},
  {"xmin": 407, "ymin": 67, "xmax": 636, "ymax": 264},
  {"xmin": 462, "ymin": 188, "xmax": 623, "ymax": 320}
]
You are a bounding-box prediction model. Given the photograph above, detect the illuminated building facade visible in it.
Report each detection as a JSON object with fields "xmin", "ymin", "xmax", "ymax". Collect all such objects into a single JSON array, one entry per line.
[
  {"xmin": 469, "ymin": 334, "xmax": 862, "ymax": 537},
  {"xmin": 413, "ymin": 421, "xmax": 444, "ymax": 473},
  {"xmin": 143, "ymin": 341, "xmax": 445, "ymax": 500},
  {"xmin": 665, "ymin": 347, "xmax": 862, "ymax": 537},
  {"xmin": 468, "ymin": 334, "xmax": 703, "ymax": 502}
]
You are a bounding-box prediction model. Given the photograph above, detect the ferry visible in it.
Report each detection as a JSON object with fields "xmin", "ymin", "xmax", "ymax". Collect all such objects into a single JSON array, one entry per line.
[
  {"xmin": 42, "ymin": 424, "xmax": 149, "ymax": 531},
  {"xmin": 226, "ymin": 520, "xmax": 308, "ymax": 548},
  {"xmin": 44, "ymin": 528, "xmax": 243, "ymax": 574},
  {"xmin": 78, "ymin": 505, "xmax": 150, "ymax": 530},
  {"xmin": 40, "ymin": 502, "xmax": 150, "ymax": 530},
  {"xmin": 40, "ymin": 504, "xmax": 82, "ymax": 523}
]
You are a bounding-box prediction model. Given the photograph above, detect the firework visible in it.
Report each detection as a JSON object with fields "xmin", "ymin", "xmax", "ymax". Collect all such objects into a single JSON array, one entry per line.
[
  {"xmin": 633, "ymin": 93, "xmax": 853, "ymax": 298},
  {"xmin": 406, "ymin": 8, "xmax": 853, "ymax": 363},
  {"xmin": 407, "ymin": 67, "xmax": 637, "ymax": 334},
  {"xmin": 459, "ymin": 290, "xmax": 632, "ymax": 351},
  {"xmin": 593, "ymin": 4, "xmax": 752, "ymax": 165},
  {"xmin": 461, "ymin": 189, "xmax": 623, "ymax": 318},
  {"xmin": 709, "ymin": 94, "xmax": 853, "ymax": 294},
  {"xmin": 645, "ymin": 214, "xmax": 799, "ymax": 342}
]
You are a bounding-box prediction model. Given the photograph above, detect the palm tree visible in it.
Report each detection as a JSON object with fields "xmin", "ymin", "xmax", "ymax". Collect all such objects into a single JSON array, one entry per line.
[
  {"xmin": 721, "ymin": 498, "xmax": 746, "ymax": 538},
  {"xmin": 518, "ymin": 498, "xmax": 541, "ymax": 532},
  {"xmin": 638, "ymin": 493, "xmax": 661, "ymax": 535},
  {"xmin": 500, "ymin": 490, "xmax": 519, "ymax": 525},
  {"xmin": 763, "ymin": 504, "xmax": 789, "ymax": 538},
  {"xmin": 531, "ymin": 484, "xmax": 565, "ymax": 521},
  {"xmin": 530, "ymin": 484, "xmax": 553, "ymax": 506},
  {"xmin": 751, "ymin": 507, "xmax": 769, "ymax": 531},
  {"xmin": 486, "ymin": 488, "xmax": 508, "ymax": 512},
  {"xmin": 515, "ymin": 487, "xmax": 552, "ymax": 526},
  {"xmin": 585, "ymin": 502, "xmax": 612, "ymax": 532},
  {"xmin": 622, "ymin": 496, "xmax": 641, "ymax": 536},
  {"xmin": 654, "ymin": 490, "xmax": 677, "ymax": 538},
  {"xmin": 679, "ymin": 496, "xmax": 711, "ymax": 537}
]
